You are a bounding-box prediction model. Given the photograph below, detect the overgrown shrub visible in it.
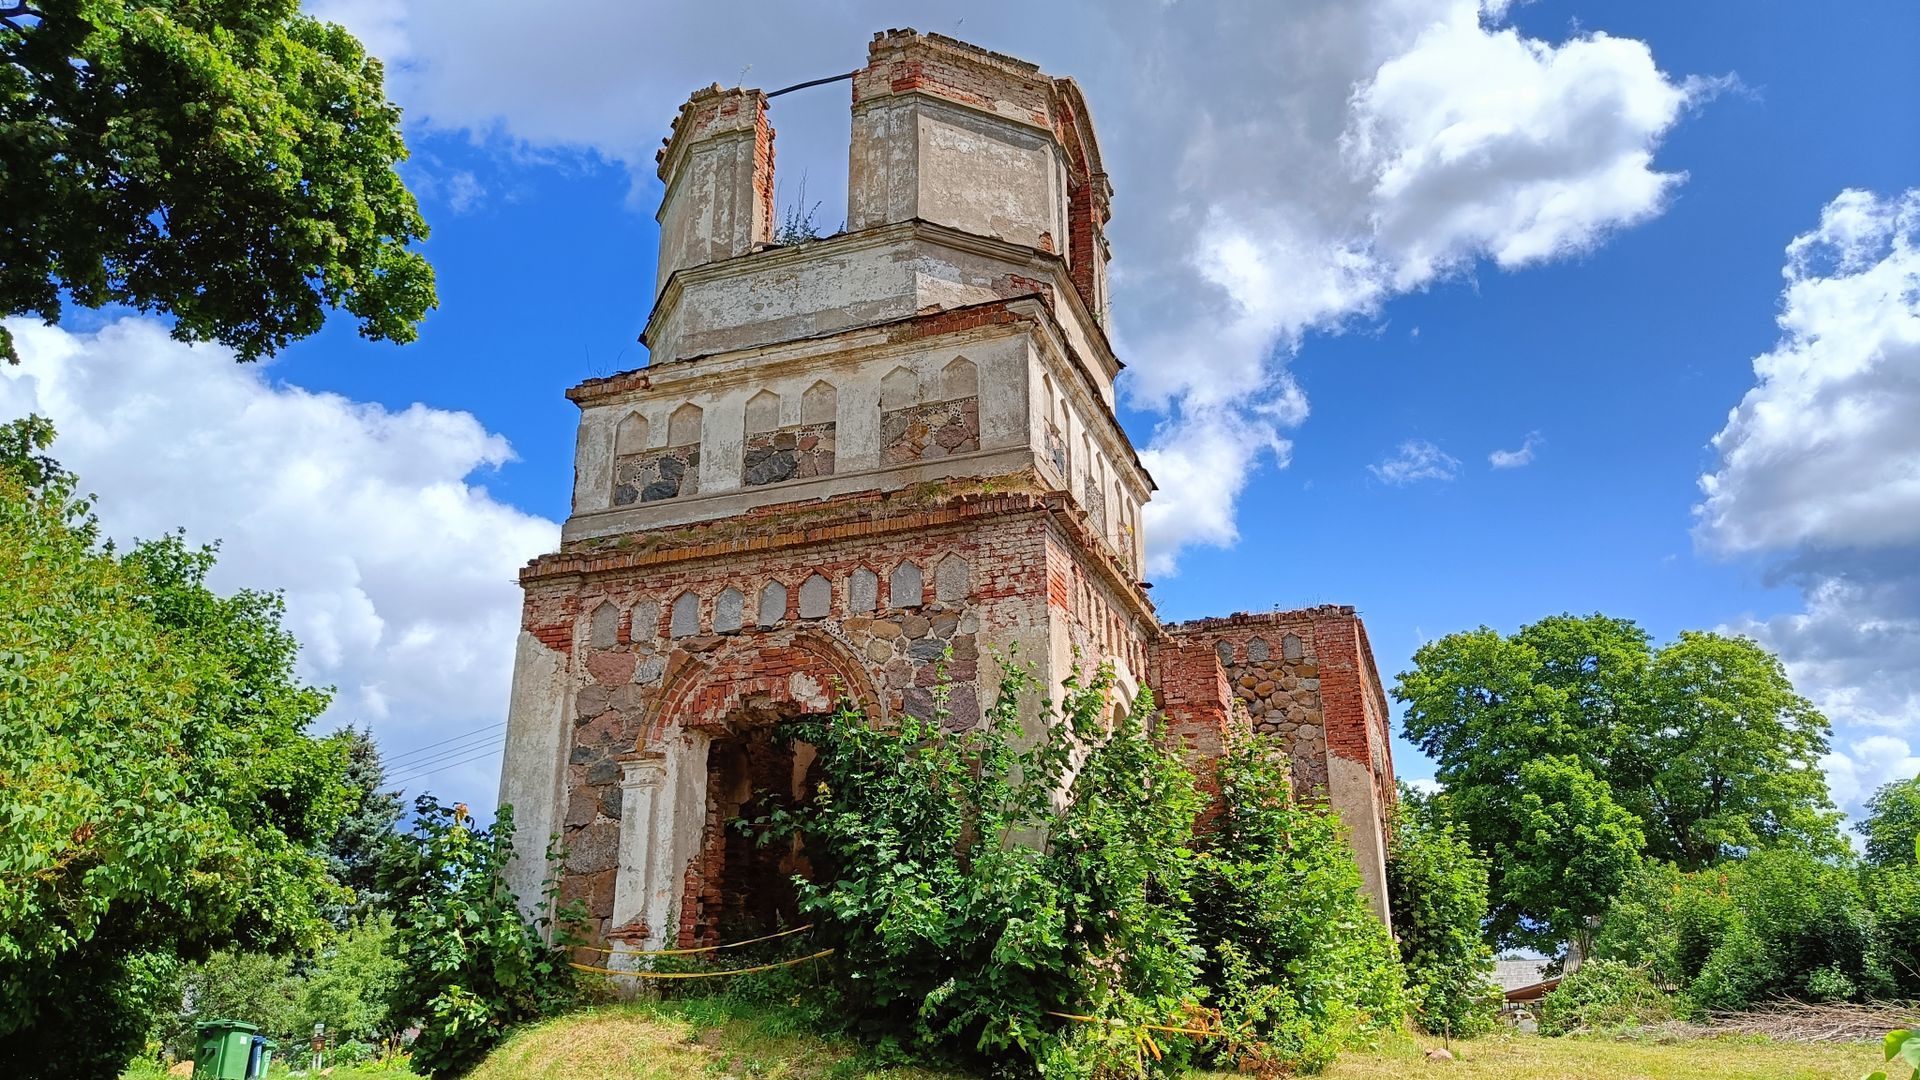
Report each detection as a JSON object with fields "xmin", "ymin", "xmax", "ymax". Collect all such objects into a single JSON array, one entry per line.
[
  {"xmin": 1538, "ymin": 959, "xmax": 1679, "ymax": 1035},
  {"xmin": 1191, "ymin": 732, "xmax": 1406, "ymax": 1073},
  {"xmin": 773, "ymin": 661, "xmax": 1205, "ymax": 1077},
  {"xmin": 1386, "ymin": 786, "xmax": 1500, "ymax": 1038},
  {"xmin": 1866, "ymin": 862, "xmax": 1920, "ymax": 1000},
  {"xmin": 383, "ymin": 798, "xmax": 581, "ymax": 1077},
  {"xmin": 1594, "ymin": 848, "xmax": 1892, "ymax": 1012}
]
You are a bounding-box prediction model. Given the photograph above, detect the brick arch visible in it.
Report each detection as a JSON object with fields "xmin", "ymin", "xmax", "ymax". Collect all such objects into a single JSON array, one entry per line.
[{"xmin": 640, "ymin": 630, "xmax": 882, "ymax": 748}]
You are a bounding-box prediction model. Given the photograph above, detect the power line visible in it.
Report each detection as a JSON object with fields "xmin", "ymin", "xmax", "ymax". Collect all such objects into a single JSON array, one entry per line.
[
  {"xmin": 390, "ymin": 744, "xmax": 506, "ymax": 787},
  {"xmin": 380, "ymin": 720, "xmax": 506, "ymax": 765},
  {"xmin": 383, "ymin": 727, "xmax": 507, "ymax": 770},
  {"xmin": 386, "ymin": 736, "xmax": 506, "ymax": 781}
]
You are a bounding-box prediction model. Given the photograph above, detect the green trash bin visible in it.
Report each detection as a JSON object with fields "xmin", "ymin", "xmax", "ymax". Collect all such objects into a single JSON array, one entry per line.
[{"xmin": 193, "ymin": 1020, "xmax": 259, "ymax": 1080}]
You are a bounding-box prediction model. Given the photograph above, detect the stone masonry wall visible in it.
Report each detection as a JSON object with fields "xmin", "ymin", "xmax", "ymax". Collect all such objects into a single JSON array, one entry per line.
[
  {"xmin": 613, "ymin": 444, "xmax": 701, "ymax": 505},
  {"xmin": 1171, "ymin": 614, "xmax": 1331, "ymax": 798},
  {"xmin": 742, "ymin": 422, "xmax": 835, "ymax": 486},
  {"xmin": 517, "ymin": 495, "xmax": 1062, "ymax": 946},
  {"xmin": 881, "ymin": 395, "xmax": 980, "ymax": 463}
]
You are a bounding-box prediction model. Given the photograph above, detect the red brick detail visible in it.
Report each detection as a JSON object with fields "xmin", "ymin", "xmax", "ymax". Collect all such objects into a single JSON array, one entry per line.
[
  {"xmin": 1312, "ymin": 615, "xmax": 1369, "ymax": 765},
  {"xmin": 1149, "ymin": 639, "xmax": 1236, "ymax": 828},
  {"xmin": 643, "ymin": 632, "xmax": 881, "ymax": 744},
  {"xmin": 854, "ymin": 30, "xmax": 1052, "ymax": 129}
]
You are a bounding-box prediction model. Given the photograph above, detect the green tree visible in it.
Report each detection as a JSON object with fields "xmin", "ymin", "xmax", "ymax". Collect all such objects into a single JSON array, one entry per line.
[
  {"xmin": 1862, "ymin": 776, "xmax": 1920, "ymax": 868},
  {"xmin": 1594, "ymin": 849, "xmax": 1892, "ymax": 1011},
  {"xmin": 1395, "ymin": 614, "xmax": 1841, "ymax": 947},
  {"xmin": 0, "ymin": 416, "xmax": 353, "ymax": 1077},
  {"xmin": 299, "ymin": 914, "xmax": 403, "ymax": 1045},
  {"xmin": 0, "ymin": 0, "xmax": 435, "ymax": 364},
  {"xmin": 1499, "ymin": 757, "xmax": 1646, "ymax": 958},
  {"xmin": 1387, "ymin": 786, "xmax": 1500, "ymax": 1037},
  {"xmin": 322, "ymin": 727, "xmax": 404, "ymax": 926},
  {"xmin": 1191, "ymin": 733, "xmax": 1405, "ymax": 1073}
]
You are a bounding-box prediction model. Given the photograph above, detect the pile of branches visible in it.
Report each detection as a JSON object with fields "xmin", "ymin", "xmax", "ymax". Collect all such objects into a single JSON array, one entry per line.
[{"xmin": 1703, "ymin": 1000, "xmax": 1920, "ymax": 1043}]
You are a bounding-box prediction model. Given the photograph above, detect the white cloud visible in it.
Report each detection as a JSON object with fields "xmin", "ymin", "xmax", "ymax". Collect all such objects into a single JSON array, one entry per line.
[
  {"xmin": 306, "ymin": 0, "xmax": 1702, "ymax": 573},
  {"xmin": 1489, "ymin": 431, "xmax": 1542, "ymax": 468},
  {"xmin": 1822, "ymin": 735, "xmax": 1920, "ymax": 818},
  {"xmin": 1696, "ymin": 188, "xmax": 1920, "ymax": 820},
  {"xmin": 1370, "ymin": 439, "xmax": 1461, "ymax": 486},
  {"xmin": 1, "ymin": 318, "xmax": 560, "ymax": 807}
]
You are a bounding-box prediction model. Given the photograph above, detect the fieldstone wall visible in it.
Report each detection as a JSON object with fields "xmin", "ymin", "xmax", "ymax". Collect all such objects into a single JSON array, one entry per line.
[
  {"xmin": 613, "ymin": 444, "xmax": 701, "ymax": 505},
  {"xmin": 742, "ymin": 422, "xmax": 836, "ymax": 486},
  {"xmin": 882, "ymin": 395, "xmax": 979, "ymax": 462},
  {"xmin": 515, "ymin": 494, "xmax": 1060, "ymax": 947}
]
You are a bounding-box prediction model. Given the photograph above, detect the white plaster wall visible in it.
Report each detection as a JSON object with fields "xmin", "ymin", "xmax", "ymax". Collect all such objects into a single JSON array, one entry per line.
[
  {"xmin": 498, "ymin": 629, "xmax": 573, "ymax": 919},
  {"xmin": 572, "ymin": 409, "xmax": 617, "ymax": 514},
  {"xmin": 912, "ymin": 100, "xmax": 1064, "ymax": 252},
  {"xmin": 657, "ymin": 132, "xmax": 763, "ymax": 295},
  {"xmin": 572, "ymin": 332, "xmax": 1032, "ymax": 535},
  {"xmin": 1329, "ymin": 755, "xmax": 1393, "ymax": 931}
]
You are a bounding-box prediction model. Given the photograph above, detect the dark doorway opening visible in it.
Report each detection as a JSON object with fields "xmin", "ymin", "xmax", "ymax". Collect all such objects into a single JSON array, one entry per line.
[{"xmin": 683, "ymin": 719, "xmax": 820, "ymax": 947}]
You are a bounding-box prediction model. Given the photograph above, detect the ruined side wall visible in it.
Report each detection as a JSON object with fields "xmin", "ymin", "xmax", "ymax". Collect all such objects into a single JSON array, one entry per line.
[{"xmin": 1161, "ymin": 606, "xmax": 1396, "ymax": 927}]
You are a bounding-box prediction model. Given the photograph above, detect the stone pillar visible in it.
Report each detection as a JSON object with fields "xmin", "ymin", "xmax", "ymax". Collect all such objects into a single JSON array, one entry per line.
[
  {"xmin": 498, "ymin": 629, "xmax": 572, "ymax": 921},
  {"xmin": 1148, "ymin": 638, "xmax": 1237, "ymax": 829},
  {"xmin": 608, "ymin": 755, "xmax": 666, "ymax": 956}
]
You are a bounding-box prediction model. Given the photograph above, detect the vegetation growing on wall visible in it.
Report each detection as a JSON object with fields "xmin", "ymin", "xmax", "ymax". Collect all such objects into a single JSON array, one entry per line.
[{"xmin": 753, "ymin": 660, "xmax": 1405, "ymax": 1078}]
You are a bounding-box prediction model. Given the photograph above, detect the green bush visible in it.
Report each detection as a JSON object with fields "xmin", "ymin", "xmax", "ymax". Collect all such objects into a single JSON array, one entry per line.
[
  {"xmin": 1386, "ymin": 787, "xmax": 1500, "ymax": 1038},
  {"xmin": 1538, "ymin": 959, "xmax": 1679, "ymax": 1035},
  {"xmin": 773, "ymin": 661, "xmax": 1205, "ymax": 1077},
  {"xmin": 1866, "ymin": 862, "xmax": 1920, "ymax": 999},
  {"xmin": 383, "ymin": 798, "xmax": 581, "ymax": 1077},
  {"xmin": 769, "ymin": 661, "xmax": 1410, "ymax": 1078},
  {"xmin": 1594, "ymin": 848, "xmax": 1893, "ymax": 1012},
  {"xmin": 1192, "ymin": 733, "xmax": 1406, "ymax": 1073}
]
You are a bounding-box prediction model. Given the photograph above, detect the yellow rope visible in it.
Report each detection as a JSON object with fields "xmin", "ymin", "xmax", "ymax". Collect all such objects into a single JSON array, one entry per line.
[
  {"xmin": 569, "ymin": 948, "xmax": 835, "ymax": 980},
  {"xmin": 572, "ymin": 923, "xmax": 815, "ymax": 958},
  {"xmin": 1043, "ymin": 1010, "xmax": 1223, "ymax": 1039}
]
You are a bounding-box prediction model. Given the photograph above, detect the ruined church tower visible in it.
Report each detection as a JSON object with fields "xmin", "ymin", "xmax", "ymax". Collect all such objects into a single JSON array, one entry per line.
[{"xmin": 498, "ymin": 30, "xmax": 1398, "ymax": 952}]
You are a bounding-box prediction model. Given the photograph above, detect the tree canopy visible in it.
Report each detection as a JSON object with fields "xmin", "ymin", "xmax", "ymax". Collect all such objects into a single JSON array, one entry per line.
[
  {"xmin": 0, "ymin": 0, "xmax": 435, "ymax": 363},
  {"xmin": 1861, "ymin": 775, "xmax": 1920, "ymax": 868},
  {"xmin": 0, "ymin": 416, "xmax": 354, "ymax": 1076},
  {"xmin": 1394, "ymin": 614, "xmax": 1841, "ymax": 951}
]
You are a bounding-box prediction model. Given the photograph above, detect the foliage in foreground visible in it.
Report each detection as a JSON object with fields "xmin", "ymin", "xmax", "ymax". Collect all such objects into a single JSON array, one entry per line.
[
  {"xmin": 0, "ymin": 417, "xmax": 355, "ymax": 1078},
  {"xmin": 0, "ymin": 0, "xmax": 436, "ymax": 364},
  {"xmin": 1386, "ymin": 787, "xmax": 1500, "ymax": 1038},
  {"xmin": 1192, "ymin": 731, "xmax": 1406, "ymax": 1073},
  {"xmin": 152, "ymin": 915, "xmax": 404, "ymax": 1059},
  {"xmin": 766, "ymin": 661, "xmax": 1404, "ymax": 1077},
  {"xmin": 383, "ymin": 798, "xmax": 581, "ymax": 1078}
]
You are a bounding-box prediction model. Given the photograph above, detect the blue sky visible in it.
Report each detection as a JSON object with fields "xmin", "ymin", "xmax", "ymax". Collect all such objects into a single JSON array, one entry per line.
[{"xmin": 5, "ymin": 1, "xmax": 1916, "ymax": 817}]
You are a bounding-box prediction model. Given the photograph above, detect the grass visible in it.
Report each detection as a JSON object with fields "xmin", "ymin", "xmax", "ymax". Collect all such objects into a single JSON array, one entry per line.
[
  {"xmin": 460, "ymin": 1002, "xmax": 1883, "ymax": 1080},
  {"xmin": 463, "ymin": 997, "xmax": 962, "ymax": 1080},
  {"xmin": 1322, "ymin": 1029, "xmax": 1881, "ymax": 1080},
  {"xmin": 128, "ymin": 1005, "xmax": 1884, "ymax": 1079}
]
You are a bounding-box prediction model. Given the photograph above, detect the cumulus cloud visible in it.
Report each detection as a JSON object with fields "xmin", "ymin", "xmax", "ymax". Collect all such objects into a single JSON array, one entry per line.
[
  {"xmin": 1489, "ymin": 431, "xmax": 1542, "ymax": 468},
  {"xmin": 1696, "ymin": 188, "xmax": 1920, "ymax": 818},
  {"xmin": 1370, "ymin": 440, "xmax": 1462, "ymax": 486},
  {"xmin": 307, "ymin": 0, "xmax": 1702, "ymax": 573},
  {"xmin": 0, "ymin": 318, "xmax": 560, "ymax": 805}
]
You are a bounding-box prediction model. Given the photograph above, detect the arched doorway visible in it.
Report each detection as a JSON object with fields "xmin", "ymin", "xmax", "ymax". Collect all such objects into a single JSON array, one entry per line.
[{"xmin": 609, "ymin": 632, "xmax": 880, "ymax": 951}]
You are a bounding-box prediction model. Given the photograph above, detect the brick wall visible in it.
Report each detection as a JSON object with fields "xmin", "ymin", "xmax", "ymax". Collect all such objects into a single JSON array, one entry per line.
[{"xmin": 1162, "ymin": 606, "xmax": 1396, "ymax": 853}]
